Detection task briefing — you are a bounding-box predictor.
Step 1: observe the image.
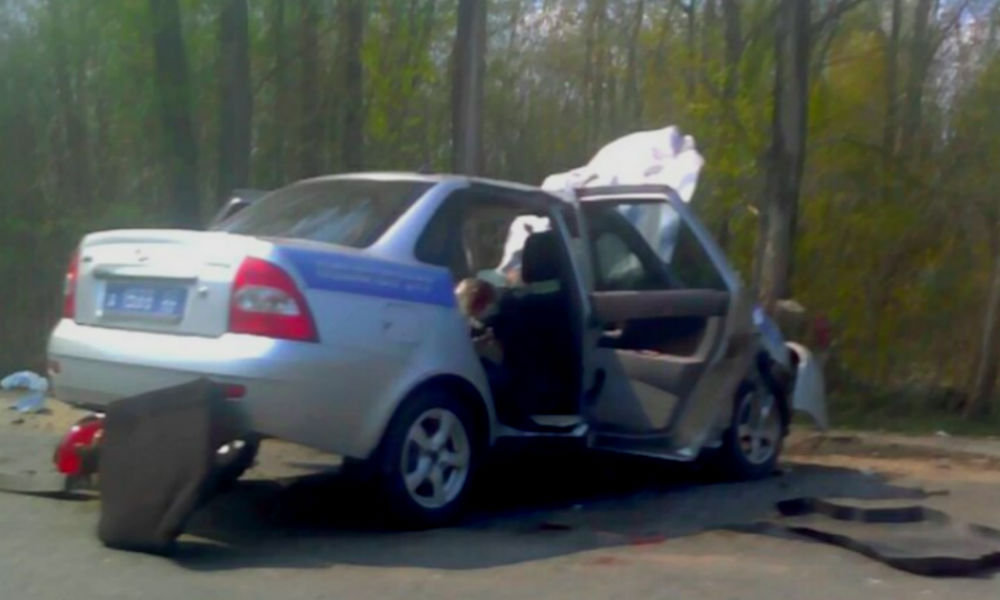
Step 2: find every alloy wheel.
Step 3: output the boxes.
[736,388,782,466]
[400,408,471,509]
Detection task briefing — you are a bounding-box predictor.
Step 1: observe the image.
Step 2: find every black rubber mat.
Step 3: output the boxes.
[97,379,246,555]
[733,497,1000,577]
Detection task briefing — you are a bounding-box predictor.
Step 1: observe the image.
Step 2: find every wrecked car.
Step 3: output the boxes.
[47,172,827,526]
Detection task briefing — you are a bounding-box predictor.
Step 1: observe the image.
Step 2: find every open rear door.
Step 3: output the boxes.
[576,187,752,460]
[587,289,729,438]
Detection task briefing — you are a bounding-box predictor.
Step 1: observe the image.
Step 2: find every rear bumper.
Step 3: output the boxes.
[47,320,379,457]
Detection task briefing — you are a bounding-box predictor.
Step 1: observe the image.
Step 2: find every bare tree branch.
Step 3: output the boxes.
[810,0,867,36]
[929,0,973,58]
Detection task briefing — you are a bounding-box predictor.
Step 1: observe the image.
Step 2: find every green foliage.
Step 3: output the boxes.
[1,0,999,419]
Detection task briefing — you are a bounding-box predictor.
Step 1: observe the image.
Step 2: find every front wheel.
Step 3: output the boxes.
[711,381,784,480]
[376,389,480,529]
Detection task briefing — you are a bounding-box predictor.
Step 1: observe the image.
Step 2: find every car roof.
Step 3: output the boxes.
[300,171,542,193]
[297,172,682,205]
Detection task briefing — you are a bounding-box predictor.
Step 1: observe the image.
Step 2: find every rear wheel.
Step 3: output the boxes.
[376,389,480,528]
[712,380,784,480]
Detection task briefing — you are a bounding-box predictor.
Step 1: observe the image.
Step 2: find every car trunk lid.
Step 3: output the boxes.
[73,229,267,337]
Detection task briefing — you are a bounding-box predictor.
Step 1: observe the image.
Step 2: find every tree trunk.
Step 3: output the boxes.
[758,0,811,309]
[583,1,598,146]
[721,0,743,103]
[716,0,742,254]
[49,0,94,209]
[968,235,1000,416]
[217,0,251,202]
[900,0,933,153]
[625,0,645,129]
[149,0,201,228]
[684,0,697,97]
[882,0,902,178]
[295,1,322,178]
[451,0,487,175]
[653,1,676,75]
[506,0,524,54]
[592,1,608,142]
[94,81,116,202]
[0,37,47,371]
[339,0,365,171]
[701,0,717,70]
[268,0,288,185]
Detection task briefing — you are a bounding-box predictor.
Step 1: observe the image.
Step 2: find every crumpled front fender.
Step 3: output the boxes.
[786,342,828,430]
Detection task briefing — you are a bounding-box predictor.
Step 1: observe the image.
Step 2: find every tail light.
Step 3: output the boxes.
[228,257,318,342]
[62,248,80,319]
[54,415,104,476]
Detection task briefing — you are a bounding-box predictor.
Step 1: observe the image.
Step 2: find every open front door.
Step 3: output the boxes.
[576,188,748,459]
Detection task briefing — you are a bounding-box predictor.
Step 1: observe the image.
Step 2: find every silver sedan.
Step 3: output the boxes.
[48,173,826,526]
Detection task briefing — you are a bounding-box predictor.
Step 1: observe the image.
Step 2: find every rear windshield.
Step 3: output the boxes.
[221,179,433,248]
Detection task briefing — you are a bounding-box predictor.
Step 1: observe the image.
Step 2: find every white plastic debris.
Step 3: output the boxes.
[12,392,45,413]
[1,370,49,414]
[541,125,705,202]
[1,370,49,393]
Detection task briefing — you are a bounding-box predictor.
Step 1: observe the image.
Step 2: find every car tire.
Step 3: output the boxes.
[375,388,481,529]
[214,437,259,489]
[711,379,784,481]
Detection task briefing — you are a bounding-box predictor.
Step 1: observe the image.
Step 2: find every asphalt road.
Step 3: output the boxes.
[1,403,999,600]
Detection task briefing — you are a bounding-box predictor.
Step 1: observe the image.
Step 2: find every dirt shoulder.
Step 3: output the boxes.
[788,428,1000,464]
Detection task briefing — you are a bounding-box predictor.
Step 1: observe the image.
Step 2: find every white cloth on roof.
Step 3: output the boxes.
[494,126,703,280]
[541,125,704,203]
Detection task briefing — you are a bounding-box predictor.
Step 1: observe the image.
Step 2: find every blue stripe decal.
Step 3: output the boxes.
[281,247,456,307]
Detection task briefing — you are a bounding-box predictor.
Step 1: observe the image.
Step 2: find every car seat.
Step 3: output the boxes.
[492,231,580,420]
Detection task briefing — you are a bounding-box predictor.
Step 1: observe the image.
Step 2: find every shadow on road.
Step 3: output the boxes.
[175,441,929,572]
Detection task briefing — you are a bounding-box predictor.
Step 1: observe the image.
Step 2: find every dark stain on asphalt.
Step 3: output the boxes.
[175,442,929,572]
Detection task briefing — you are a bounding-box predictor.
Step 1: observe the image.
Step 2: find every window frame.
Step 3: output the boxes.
[414,185,561,281]
[580,197,729,293]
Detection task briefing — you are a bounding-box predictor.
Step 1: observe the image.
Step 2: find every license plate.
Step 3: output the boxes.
[103,282,188,320]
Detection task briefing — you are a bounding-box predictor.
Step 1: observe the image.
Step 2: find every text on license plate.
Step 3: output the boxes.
[103,282,188,319]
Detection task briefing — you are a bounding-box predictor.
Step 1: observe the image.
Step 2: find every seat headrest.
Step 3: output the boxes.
[521,231,562,283]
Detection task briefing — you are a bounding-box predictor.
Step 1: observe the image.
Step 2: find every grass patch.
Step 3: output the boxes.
[827,386,1000,437]
[830,407,1000,437]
